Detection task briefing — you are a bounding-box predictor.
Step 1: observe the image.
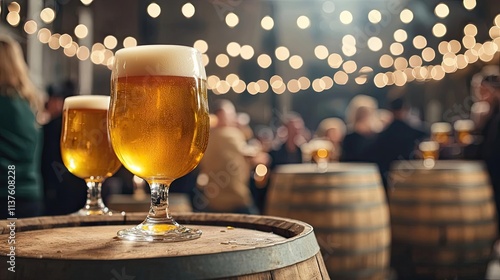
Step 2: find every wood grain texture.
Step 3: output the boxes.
[0,213,329,280]
[389,160,497,280]
[266,163,390,280]
[1,225,286,259]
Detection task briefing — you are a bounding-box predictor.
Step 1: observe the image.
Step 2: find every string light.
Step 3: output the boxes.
[339,11,353,25]
[297,16,310,29]
[226,13,239,28]
[400,9,414,24]
[261,16,274,30]
[394,29,408,42]
[334,71,348,85]
[367,37,383,52]
[257,54,272,68]
[123,37,137,48]
[275,46,290,61]
[9,0,500,95]
[240,45,254,60]
[226,42,241,57]
[314,45,329,60]
[435,3,449,18]
[289,55,303,69]
[24,20,37,34]
[463,0,476,11]
[40,8,55,24]
[181,3,195,18]
[368,10,382,24]
[147,3,161,18]
[433,23,447,37]
[81,0,93,5]
[390,43,404,56]
[103,35,118,49]
[194,40,208,53]
[74,24,88,39]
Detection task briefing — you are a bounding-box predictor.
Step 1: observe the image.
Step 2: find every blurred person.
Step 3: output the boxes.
[312,117,346,162]
[269,112,308,169]
[196,99,263,214]
[254,125,274,153]
[237,112,254,141]
[345,95,378,128]
[465,75,500,231]
[365,97,427,192]
[250,126,274,213]
[264,113,308,213]
[41,80,87,215]
[470,73,497,132]
[0,35,46,218]
[340,106,377,162]
[377,109,394,130]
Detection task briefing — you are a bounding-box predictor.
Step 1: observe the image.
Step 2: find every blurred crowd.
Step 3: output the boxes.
[2,34,500,219]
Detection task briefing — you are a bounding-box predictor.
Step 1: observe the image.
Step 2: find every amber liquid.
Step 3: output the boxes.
[61,109,122,179]
[421,150,439,160]
[457,130,473,145]
[311,148,330,163]
[432,132,450,145]
[109,75,209,180]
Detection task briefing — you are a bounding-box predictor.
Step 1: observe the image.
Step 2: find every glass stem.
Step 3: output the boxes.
[148,182,172,220]
[85,180,105,210]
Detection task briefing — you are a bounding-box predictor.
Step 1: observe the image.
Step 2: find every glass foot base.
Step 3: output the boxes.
[117,222,202,242]
[71,207,125,216]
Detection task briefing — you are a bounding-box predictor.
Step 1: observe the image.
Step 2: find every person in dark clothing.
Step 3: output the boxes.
[340,106,377,162]
[0,36,46,219]
[41,80,87,215]
[465,75,500,228]
[365,97,427,193]
[269,112,307,169]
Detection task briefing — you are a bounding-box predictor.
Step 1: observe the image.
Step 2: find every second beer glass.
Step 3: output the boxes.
[61,95,122,215]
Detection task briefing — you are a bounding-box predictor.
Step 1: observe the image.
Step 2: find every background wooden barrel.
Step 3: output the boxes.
[389,160,498,280]
[265,163,390,280]
[0,213,328,280]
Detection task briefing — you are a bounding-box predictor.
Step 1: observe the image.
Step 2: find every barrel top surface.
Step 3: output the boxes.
[391,160,485,171]
[0,214,323,279]
[0,225,287,260]
[0,212,318,262]
[273,163,378,174]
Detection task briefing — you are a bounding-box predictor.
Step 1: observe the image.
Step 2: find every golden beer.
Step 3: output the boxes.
[419,141,439,160]
[312,148,330,163]
[454,120,474,145]
[61,103,121,179]
[110,45,208,241]
[109,75,209,180]
[431,122,451,145]
[302,139,334,163]
[61,95,121,216]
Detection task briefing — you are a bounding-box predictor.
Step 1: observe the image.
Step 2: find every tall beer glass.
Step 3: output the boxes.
[431,122,451,145]
[61,96,122,215]
[454,120,474,145]
[109,45,209,242]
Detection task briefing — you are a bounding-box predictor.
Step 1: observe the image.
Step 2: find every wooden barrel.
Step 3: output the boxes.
[389,160,498,280]
[0,213,328,280]
[265,163,390,280]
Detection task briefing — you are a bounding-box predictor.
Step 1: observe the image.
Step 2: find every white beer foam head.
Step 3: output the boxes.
[419,141,439,151]
[454,119,474,131]
[63,95,110,110]
[431,122,451,133]
[113,45,206,79]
